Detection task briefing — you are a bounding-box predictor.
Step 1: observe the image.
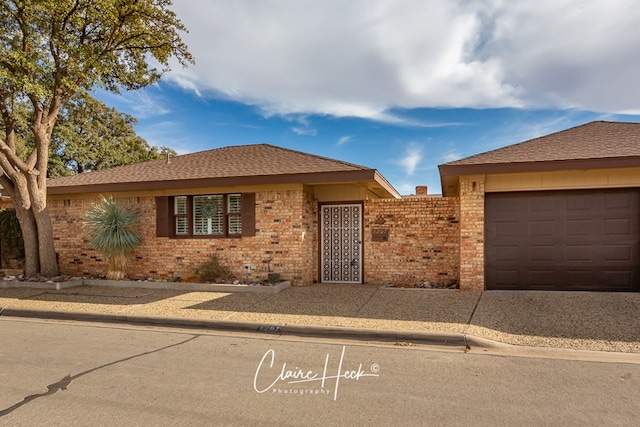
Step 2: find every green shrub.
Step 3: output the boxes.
[197,254,233,283]
[0,209,25,267]
[85,196,141,280]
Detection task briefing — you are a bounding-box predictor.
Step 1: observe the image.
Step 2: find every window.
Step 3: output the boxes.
[194,195,223,235]
[157,193,254,238]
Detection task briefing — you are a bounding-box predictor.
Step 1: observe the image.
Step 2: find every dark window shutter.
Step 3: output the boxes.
[241,193,256,237]
[155,196,171,237]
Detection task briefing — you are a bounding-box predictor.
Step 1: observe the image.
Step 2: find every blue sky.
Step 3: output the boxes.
[98,1,640,195]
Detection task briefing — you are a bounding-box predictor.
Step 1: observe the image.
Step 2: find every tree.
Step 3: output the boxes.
[0,0,193,277]
[49,93,177,177]
[6,94,178,178]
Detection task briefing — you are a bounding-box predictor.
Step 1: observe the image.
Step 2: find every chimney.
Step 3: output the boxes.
[415,185,428,196]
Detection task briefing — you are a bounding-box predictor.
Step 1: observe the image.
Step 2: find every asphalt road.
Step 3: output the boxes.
[1,318,639,426]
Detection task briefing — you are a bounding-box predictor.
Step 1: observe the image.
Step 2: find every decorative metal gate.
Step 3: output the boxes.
[320,204,362,283]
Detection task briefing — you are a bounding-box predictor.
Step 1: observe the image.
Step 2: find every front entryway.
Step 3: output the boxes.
[320,204,362,283]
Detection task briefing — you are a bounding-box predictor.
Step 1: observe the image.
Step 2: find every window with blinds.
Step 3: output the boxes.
[169,193,248,237]
[228,194,242,235]
[174,196,188,235]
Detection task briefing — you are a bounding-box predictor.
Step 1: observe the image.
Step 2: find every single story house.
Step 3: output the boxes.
[46,143,460,286]
[5,120,639,292]
[439,120,640,292]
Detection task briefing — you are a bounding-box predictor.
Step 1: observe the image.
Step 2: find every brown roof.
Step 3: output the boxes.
[48,143,400,197]
[439,121,640,196]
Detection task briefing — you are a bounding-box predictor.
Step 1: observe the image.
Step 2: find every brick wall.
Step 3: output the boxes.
[363,197,459,285]
[458,176,485,291]
[49,189,316,285]
[48,190,466,288]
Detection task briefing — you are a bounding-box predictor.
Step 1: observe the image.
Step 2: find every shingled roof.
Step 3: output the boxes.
[48,143,400,198]
[439,121,640,196]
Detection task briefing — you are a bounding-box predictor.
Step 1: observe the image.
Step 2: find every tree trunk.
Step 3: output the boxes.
[32,205,59,277]
[107,253,129,280]
[28,176,59,278]
[29,123,60,278]
[1,176,40,277]
[11,196,39,277]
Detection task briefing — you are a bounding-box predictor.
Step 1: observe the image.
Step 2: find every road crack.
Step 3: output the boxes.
[0,334,200,417]
[462,292,484,351]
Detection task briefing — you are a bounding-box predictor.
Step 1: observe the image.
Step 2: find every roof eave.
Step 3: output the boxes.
[438,156,640,197]
[47,169,383,196]
[372,170,402,199]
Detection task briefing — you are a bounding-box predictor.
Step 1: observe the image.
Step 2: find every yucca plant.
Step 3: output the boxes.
[85,196,142,280]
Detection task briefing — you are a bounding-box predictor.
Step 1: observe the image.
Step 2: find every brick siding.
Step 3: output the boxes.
[49,190,317,285]
[458,176,485,291]
[45,190,464,288]
[363,197,459,286]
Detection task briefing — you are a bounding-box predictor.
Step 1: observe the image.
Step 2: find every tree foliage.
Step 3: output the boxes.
[5,94,177,178]
[50,94,177,177]
[0,0,193,277]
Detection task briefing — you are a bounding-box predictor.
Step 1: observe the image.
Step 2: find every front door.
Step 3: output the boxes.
[320,204,362,283]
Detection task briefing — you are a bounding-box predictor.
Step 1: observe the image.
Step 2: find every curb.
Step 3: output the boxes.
[0,307,475,349]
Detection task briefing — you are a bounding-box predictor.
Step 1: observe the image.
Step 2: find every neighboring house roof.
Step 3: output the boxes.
[439,121,640,196]
[48,143,401,198]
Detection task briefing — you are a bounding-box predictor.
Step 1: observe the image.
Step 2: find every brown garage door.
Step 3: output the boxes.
[486,188,640,291]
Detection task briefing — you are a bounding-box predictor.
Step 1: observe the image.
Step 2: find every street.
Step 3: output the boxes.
[0,318,639,426]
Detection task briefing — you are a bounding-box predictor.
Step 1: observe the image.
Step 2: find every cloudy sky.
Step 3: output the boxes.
[101,0,640,194]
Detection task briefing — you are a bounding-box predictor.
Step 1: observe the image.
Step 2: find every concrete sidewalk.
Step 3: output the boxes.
[1,283,639,353]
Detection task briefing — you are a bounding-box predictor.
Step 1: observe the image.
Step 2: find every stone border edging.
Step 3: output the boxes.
[0,279,291,294]
[0,280,81,290]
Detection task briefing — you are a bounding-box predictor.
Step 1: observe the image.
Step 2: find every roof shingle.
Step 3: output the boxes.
[438,121,640,197]
[443,121,640,166]
[48,143,371,190]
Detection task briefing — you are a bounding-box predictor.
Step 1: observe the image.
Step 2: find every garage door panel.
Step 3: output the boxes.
[494,245,519,261]
[528,270,558,286]
[529,245,555,262]
[604,244,632,262]
[565,270,598,286]
[605,218,631,235]
[530,195,555,211]
[529,220,555,237]
[492,269,520,287]
[565,245,596,262]
[603,270,634,288]
[486,189,640,291]
[494,221,521,238]
[565,219,593,236]
[605,192,632,209]
[566,193,595,211]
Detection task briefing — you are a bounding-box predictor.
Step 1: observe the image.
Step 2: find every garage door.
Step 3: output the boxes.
[486,188,640,291]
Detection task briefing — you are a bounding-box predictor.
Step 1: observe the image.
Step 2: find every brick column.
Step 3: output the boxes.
[458,175,485,291]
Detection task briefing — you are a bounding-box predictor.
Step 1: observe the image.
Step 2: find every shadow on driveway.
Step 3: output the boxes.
[8,286,190,306]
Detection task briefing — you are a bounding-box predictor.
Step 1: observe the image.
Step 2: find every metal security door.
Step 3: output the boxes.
[320,204,362,283]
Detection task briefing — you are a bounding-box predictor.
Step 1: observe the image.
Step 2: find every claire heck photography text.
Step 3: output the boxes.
[253,346,380,401]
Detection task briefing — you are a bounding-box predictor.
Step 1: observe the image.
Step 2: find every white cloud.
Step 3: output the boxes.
[291,126,317,136]
[99,89,170,118]
[166,0,640,118]
[337,136,353,146]
[395,143,423,176]
[441,151,463,163]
